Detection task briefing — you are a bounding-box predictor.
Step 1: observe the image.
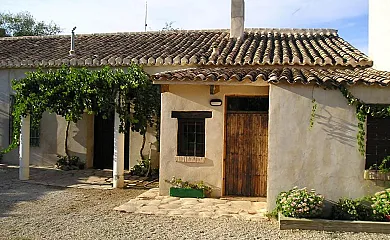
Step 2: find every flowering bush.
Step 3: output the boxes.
[371,188,390,220]
[275,187,324,218]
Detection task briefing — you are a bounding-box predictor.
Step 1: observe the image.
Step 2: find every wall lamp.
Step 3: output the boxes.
[210,99,222,106]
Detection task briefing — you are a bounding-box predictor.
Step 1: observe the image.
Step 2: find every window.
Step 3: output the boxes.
[178,118,205,157]
[171,111,212,157]
[9,95,40,147]
[30,124,40,147]
[366,114,390,169]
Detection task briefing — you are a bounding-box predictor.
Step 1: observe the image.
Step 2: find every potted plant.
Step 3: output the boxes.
[166,176,211,198]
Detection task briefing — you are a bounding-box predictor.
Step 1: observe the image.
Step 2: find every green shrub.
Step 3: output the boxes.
[130,159,150,176]
[165,176,212,194]
[275,187,324,218]
[372,189,390,219]
[55,155,84,170]
[332,198,377,221]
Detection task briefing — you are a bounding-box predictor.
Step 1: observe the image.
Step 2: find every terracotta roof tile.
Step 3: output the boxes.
[0,28,371,69]
[153,67,390,87]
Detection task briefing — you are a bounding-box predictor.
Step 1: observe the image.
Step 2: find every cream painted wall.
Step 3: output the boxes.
[159,84,269,197]
[369,0,390,71]
[267,83,390,210]
[129,125,159,169]
[0,69,89,165]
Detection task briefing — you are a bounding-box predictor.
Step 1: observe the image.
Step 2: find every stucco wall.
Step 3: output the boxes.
[369,0,390,71]
[0,66,185,167]
[267,83,390,210]
[159,84,269,197]
[0,69,89,165]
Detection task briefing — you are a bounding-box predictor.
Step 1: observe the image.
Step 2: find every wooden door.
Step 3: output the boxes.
[225,113,268,197]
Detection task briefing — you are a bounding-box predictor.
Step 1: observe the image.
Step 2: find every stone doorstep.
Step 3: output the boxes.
[158,203,181,210]
[114,188,267,222]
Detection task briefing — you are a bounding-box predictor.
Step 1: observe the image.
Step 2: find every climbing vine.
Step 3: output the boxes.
[2,65,160,156]
[309,99,317,130]
[338,85,390,155]
[309,86,317,130]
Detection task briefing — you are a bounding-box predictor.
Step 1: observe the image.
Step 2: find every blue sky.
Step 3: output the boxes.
[2,0,369,53]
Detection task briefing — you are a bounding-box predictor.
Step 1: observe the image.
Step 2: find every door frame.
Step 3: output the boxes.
[222,94,269,196]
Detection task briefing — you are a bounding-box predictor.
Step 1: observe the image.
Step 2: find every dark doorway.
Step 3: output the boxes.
[94,115,114,169]
[93,114,130,170]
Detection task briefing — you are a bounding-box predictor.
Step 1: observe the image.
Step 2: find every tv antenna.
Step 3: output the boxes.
[144,0,148,31]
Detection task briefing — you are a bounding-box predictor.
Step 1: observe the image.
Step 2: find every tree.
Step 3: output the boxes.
[162,21,178,31]
[0,11,61,37]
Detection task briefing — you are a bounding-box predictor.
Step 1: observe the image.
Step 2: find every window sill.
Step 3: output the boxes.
[175,156,206,163]
[364,170,390,181]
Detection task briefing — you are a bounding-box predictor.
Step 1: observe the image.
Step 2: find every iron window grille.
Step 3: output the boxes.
[366,114,390,170]
[177,118,205,157]
[9,95,40,147]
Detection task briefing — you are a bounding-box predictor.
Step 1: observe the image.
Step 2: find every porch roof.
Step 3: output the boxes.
[152,67,390,87]
[0,28,371,69]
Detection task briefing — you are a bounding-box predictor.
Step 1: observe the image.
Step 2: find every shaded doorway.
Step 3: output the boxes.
[93,114,130,170]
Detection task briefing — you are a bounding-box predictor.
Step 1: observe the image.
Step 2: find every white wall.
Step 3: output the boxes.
[369,0,390,71]
[267,83,390,210]
[159,84,269,197]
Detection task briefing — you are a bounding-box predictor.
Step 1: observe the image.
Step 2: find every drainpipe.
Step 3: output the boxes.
[69,27,76,56]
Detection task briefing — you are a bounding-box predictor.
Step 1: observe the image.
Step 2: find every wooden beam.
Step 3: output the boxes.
[161,84,170,93]
[171,111,212,119]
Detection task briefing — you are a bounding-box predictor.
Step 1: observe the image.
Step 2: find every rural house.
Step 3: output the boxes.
[0,0,389,209]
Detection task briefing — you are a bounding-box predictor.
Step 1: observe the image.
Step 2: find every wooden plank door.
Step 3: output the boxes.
[225,113,268,197]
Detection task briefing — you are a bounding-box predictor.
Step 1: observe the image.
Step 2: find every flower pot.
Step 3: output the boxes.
[385,215,390,222]
[169,187,205,198]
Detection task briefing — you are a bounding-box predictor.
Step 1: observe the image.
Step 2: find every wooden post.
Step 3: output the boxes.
[113,111,125,188]
[19,115,30,180]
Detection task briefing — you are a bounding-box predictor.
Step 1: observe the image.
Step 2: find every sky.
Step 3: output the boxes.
[2,0,369,53]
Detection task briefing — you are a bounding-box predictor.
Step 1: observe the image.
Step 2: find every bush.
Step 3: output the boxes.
[332,198,377,221]
[165,176,212,194]
[55,155,84,170]
[275,187,324,218]
[372,189,390,219]
[130,159,159,177]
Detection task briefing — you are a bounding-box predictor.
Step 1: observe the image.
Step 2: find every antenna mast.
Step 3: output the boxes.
[144,0,148,32]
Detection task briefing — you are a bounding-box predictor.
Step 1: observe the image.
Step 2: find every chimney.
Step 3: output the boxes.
[69,27,77,56]
[231,0,245,39]
[369,0,390,71]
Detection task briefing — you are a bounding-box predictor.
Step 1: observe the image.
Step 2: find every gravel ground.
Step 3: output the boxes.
[1,167,389,240]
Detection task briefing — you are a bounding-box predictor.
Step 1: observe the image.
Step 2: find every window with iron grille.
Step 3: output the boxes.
[366,114,390,169]
[171,111,211,157]
[177,118,205,157]
[9,95,40,147]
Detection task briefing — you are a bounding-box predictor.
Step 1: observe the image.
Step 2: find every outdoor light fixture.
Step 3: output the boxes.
[210,99,222,106]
